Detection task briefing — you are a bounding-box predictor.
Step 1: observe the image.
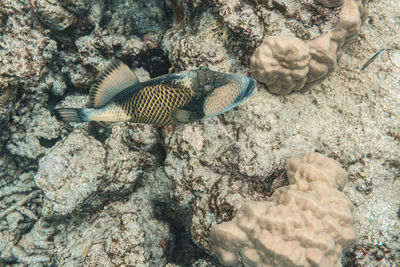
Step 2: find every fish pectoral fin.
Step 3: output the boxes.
[96,121,113,128]
[171,109,202,123]
[88,60,140,108]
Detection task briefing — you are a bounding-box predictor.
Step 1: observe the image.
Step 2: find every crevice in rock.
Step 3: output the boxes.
[152,201,222,266]
[46,90,64,109]
[39,137,61,148]
[87,123,112,144]
[342,247,357,267]
[133,48,172,78]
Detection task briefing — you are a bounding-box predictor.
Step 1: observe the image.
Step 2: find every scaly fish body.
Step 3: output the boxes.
[53,61,256,126]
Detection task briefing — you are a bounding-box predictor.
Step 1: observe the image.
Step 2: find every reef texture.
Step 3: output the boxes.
[163,11,235,72]
[3,123,171,265]
[34,125,160,217]
[210,153,356,267]
[13,167,172,266]
[51,187,172,266]
[251,0,368,94]
[1,0,400,266]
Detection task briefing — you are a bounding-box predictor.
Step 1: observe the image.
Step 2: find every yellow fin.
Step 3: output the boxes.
[88,60,139,108]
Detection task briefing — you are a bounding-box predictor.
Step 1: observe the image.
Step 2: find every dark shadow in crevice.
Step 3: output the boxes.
[127,48,172,78]
[342,247,357,267]
[39,137,61,148]
[87,122,113,144]
[152,200,222,266]
[46,90,64,110]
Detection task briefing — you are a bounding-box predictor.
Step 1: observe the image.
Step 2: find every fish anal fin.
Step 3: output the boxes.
[96,121,113,128]
[171,109,201,123]
[88,60,139,108]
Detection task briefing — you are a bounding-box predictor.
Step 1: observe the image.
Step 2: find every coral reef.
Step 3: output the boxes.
[3,122,170,264]
[1,0,399,266]
[250,36,311,95]
[34,125,160,217]
[163,119,308,251]
[210,153,356,266]
[52,188,172,266]
[9,167,172,266]
[163,11,235,72]
[0,0,62,160]
[251,0,368,94]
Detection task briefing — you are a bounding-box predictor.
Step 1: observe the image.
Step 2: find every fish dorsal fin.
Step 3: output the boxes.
[88,60,139,108]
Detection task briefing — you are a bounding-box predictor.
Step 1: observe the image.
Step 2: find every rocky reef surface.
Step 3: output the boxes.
[1,0,399,266]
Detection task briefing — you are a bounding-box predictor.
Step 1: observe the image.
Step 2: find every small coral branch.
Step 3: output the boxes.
[0,190,41,220]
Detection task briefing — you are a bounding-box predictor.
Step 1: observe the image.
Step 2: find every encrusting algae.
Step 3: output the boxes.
[53,61,257,125]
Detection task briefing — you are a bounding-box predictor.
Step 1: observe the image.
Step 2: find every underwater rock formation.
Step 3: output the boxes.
[1,0,399,266]
[34,125,160,217]
[1,1,62,160]
[163,11,235,72]
[163,115,316,251]
[13,168,172,266]
[52,190,172,266]
[34,131,106,216]
[210,153,356,266]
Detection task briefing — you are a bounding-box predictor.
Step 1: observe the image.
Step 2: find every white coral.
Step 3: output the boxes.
[210,153,356,267]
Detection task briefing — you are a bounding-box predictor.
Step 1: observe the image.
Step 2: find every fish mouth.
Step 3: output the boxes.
[244,77,257,98]
[234,77,257,104]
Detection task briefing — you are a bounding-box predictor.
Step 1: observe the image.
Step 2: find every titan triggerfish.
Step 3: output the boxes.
[53,61,257,125]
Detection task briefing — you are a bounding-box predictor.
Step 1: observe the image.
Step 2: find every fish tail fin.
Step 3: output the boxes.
[52,108,92,122]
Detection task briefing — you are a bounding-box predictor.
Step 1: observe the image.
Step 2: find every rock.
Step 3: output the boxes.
[34,124,161,217]
[163,11,237,72]
[34,131,106,217]
[53,189,171,266]
[32,0,77,31]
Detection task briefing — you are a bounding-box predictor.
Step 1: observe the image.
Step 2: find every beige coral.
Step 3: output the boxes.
[251,0,367,94]
[210,153,356,267]
[250,36,311,95]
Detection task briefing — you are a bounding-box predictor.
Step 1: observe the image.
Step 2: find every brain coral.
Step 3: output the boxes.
[251,0,367,94]
[210,152,356,267]
[250,36,311,95]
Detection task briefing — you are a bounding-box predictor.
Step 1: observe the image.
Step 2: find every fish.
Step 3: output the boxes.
[53,61,257,126]
[360,48,385,71]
